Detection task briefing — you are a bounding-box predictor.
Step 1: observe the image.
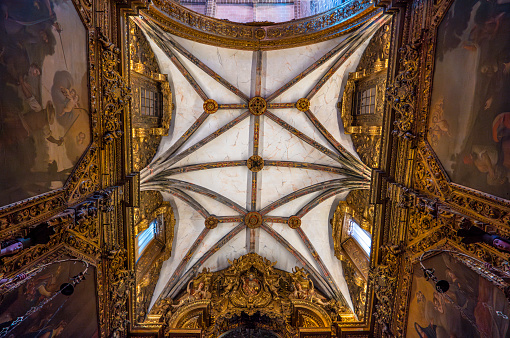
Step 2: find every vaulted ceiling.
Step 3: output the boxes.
[133,13,388,311]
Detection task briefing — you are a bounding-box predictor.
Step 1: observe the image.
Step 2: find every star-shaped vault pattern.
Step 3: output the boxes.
[133,14,388,311]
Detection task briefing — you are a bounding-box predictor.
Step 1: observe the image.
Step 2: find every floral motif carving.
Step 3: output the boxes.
[247,155,264,172]
[153,254,348,337]
[248,97,267,116]
[245,212,263,229]
[288,216,302,229]
[296,98,310,112]
[203,99,219,115]
[146,0,378,50]
[386,42,420,137]
[351,134,381,169]
[100,34,132,143]
[205,216,219,229]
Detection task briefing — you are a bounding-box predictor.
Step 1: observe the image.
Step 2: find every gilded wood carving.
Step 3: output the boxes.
[147,254,353,337]
[143,0,382,50]
[372,0,510,336]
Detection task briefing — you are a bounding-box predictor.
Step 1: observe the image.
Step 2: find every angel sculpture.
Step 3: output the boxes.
[172,281,206,308]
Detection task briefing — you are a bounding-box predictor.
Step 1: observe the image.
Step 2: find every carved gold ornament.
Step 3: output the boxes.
[255,28,266,40]
[205,216,219,229]
[296,98,310,112]
[244,212,262,229]
[155,253,346,337]
[248,97,267,116]
[386,42,420,137]
[288,216,302,229]
[247,155,264,172]
[145,0,379,50]
[203,99,219,114]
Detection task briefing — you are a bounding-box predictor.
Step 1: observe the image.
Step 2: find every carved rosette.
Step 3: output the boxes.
[247,155,264,172]
[205,216,219,229]
[288,216,302,229]
[100,35,132,144]
[248,97,267,116]
[203,99,219,114]
[245,212,263,229]
[296,98,310,112]
[254,28,266,40]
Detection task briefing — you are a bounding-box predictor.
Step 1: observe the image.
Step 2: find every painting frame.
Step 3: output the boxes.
[0,0,135,336]
[412,0,510,235]
[0,250,100,337]
[372,0,510,336]
[0,0,132,237]
[0,0,99,234]
[402,239,510,338]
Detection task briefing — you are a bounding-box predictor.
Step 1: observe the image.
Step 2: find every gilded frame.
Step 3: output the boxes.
[341,69,386,136]
[0,0,101,238]
[0,0,136,336]
[412,0,510,232]
[143,0,382,50]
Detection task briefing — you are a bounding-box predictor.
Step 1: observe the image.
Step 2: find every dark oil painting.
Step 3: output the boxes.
[406,253,510,338]
[0,0,91,207]
[0,260,99,337]
[427,0,510,200]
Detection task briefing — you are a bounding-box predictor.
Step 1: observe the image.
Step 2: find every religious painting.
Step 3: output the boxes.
[241,273,261,297]
[0,260,99,337]
[427,0,510,200]
[0,0,91,207]
[405,253,510,338]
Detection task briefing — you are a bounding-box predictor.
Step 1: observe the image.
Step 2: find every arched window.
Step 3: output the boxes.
[136,219,157,261]
[348,218,371,256]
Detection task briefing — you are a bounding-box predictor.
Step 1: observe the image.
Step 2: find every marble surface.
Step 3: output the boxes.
[184,222,241,272]
[182,189,243,217]
[258,222,321,273]
[300,193,353,309]
[263,35,349,98]
[176,51,246,104]
[169,166,249,208]
[259,166,340,210]
[171,35,253,97]
[262,116,341,167]
[145,26,375,310]
[264,190,323,216]
[265,108,338,154]
[172,115,251,166]
[198,229,248,272]
[148,39,206,160]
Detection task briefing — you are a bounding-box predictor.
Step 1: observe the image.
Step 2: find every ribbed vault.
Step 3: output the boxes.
[134,13,389,312]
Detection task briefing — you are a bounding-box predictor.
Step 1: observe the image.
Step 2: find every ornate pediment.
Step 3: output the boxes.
[153,253,351,337]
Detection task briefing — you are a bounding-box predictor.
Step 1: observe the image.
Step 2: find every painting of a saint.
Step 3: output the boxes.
[406,253,510,338]
[242,273,261,296]
[427,0,510,200]
[0,260,99,337]
[0,0,91,207]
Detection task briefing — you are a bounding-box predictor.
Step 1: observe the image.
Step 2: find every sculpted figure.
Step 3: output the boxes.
[172,281,205,308]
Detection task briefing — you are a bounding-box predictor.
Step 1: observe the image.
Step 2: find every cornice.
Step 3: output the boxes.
[143,0,382,50]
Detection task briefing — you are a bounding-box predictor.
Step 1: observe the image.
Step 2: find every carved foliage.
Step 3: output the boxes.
[351,134,382,169]
[147,0,377,50]
[369,246,400,327]
[386,42,420,136]
[100,34,132,143]
[156,254,346,337]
